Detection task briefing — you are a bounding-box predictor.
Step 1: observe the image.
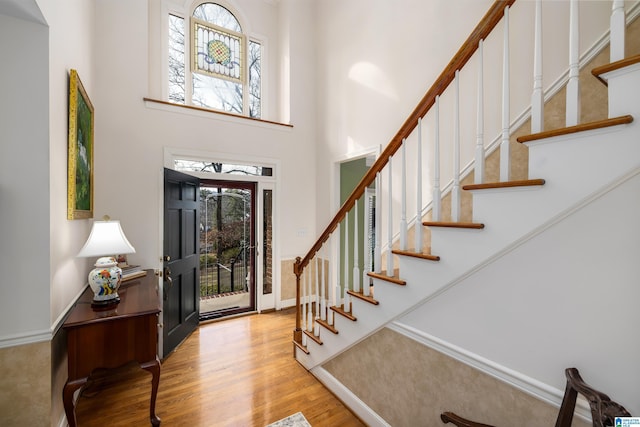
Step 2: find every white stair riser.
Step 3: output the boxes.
[605,62,640,118]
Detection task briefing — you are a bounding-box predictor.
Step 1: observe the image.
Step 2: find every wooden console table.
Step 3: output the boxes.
[62,270,161,426]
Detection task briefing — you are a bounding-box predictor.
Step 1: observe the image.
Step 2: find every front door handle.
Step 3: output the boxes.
[163,267,173,301]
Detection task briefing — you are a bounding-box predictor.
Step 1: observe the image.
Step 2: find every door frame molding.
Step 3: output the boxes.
[162,147,281,315]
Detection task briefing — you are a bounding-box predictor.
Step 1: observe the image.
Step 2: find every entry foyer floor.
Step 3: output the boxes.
[73,308,365,426]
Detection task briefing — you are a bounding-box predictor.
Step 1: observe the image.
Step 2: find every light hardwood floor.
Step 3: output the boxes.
[74,308,365,427]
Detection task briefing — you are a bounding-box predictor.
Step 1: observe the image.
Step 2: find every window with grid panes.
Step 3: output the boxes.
[168,3,261,118]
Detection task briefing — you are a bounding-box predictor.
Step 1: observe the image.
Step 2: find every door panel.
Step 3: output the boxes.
[163,168,200,356]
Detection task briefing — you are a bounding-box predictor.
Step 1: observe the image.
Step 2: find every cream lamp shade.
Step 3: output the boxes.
[78,216,136,308]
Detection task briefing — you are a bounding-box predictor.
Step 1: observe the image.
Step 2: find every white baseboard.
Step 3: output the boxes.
[311,366,391,427]
[279,298,298,309]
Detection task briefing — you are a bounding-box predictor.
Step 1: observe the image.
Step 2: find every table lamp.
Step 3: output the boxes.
[77,215,136,308]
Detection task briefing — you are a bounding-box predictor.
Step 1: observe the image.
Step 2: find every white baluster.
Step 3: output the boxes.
[416,118,423,253]
[335,222,342,311]
[314,257,320,336]
[329,236,336,325]
[566,0,580,127]
[452,70,461,222]
[531,0,544,133]
[363,201,371,297]
[400,139,407,250]
[475,40,485,184]
[344,214,350,312]
[320,253,326,321]
[432,96,442,221]
[301,266,307,346]
[328,237,335,325]
[374,172,382,273]
[353,201,360,293]
[500,6,511,182]
[306,265,313,332]
[387,156,394,277]
[610,0,625,62]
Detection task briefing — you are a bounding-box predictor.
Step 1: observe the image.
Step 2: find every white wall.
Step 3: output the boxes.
[0,12,51,339]
[0,0,95,339]
[313,0,615,236]
[41,0,97,331]
[91,0,317,287]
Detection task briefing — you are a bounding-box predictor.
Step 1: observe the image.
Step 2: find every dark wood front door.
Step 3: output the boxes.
[163,168,200,357]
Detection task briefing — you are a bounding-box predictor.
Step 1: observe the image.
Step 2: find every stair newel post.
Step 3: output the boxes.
[343,213,351,312]
[415,118,423,254]
[452,70,461,222]
[293,257,303,347]
[374,172,382,273]
[566,0,580,127]
[610,0,625,62]
[531,0,544,133]
[306,261,313,332]
[314,256,320,336]
[400,139,408,250]
[500,5,511,182]
[475,40,485,184]
[387,155,394,277]
[353,199,360,293]
[432,96,442,221]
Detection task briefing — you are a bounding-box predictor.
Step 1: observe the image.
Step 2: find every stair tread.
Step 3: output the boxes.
[330,305,357,321]
[303,329,323,345]
[516,115,633,144]
[293,340,310,354]
[347,289,379,305]
[423,221,485,229]
[367,270,407,285]
[463,179,545,191]
[392,249,441,261]
[592,54,640,85]
[316,318,339,334]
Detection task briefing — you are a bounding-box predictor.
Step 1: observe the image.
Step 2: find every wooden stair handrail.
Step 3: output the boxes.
[294,0,516,275]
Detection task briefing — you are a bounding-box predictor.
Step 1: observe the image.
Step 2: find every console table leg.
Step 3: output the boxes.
[141,356,162,426]
[63,378,87,427]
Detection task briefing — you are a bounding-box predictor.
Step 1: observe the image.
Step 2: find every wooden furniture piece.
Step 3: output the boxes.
[62,270,161,426]
[441,368,631,427]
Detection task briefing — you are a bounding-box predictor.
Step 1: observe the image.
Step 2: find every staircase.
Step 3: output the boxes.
[293,0,640,394]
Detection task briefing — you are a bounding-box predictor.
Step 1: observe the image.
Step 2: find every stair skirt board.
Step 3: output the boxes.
[311,367,392,427]
[311,325,593,426]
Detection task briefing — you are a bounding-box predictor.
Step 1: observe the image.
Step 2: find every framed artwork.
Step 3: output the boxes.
[67,69,94,220]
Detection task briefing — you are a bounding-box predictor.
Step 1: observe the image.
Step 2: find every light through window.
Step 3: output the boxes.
[175,159,273,177]
[168,3,261,118]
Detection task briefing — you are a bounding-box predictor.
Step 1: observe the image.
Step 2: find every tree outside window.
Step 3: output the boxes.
[168,3,261,118]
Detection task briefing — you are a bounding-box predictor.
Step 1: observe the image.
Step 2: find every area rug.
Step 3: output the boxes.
[266,412,311,427]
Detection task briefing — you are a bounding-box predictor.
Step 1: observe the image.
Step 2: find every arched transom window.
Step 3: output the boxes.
[168,2,261,118]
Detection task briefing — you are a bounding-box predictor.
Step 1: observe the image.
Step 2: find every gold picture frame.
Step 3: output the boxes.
[67,69,94,220]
